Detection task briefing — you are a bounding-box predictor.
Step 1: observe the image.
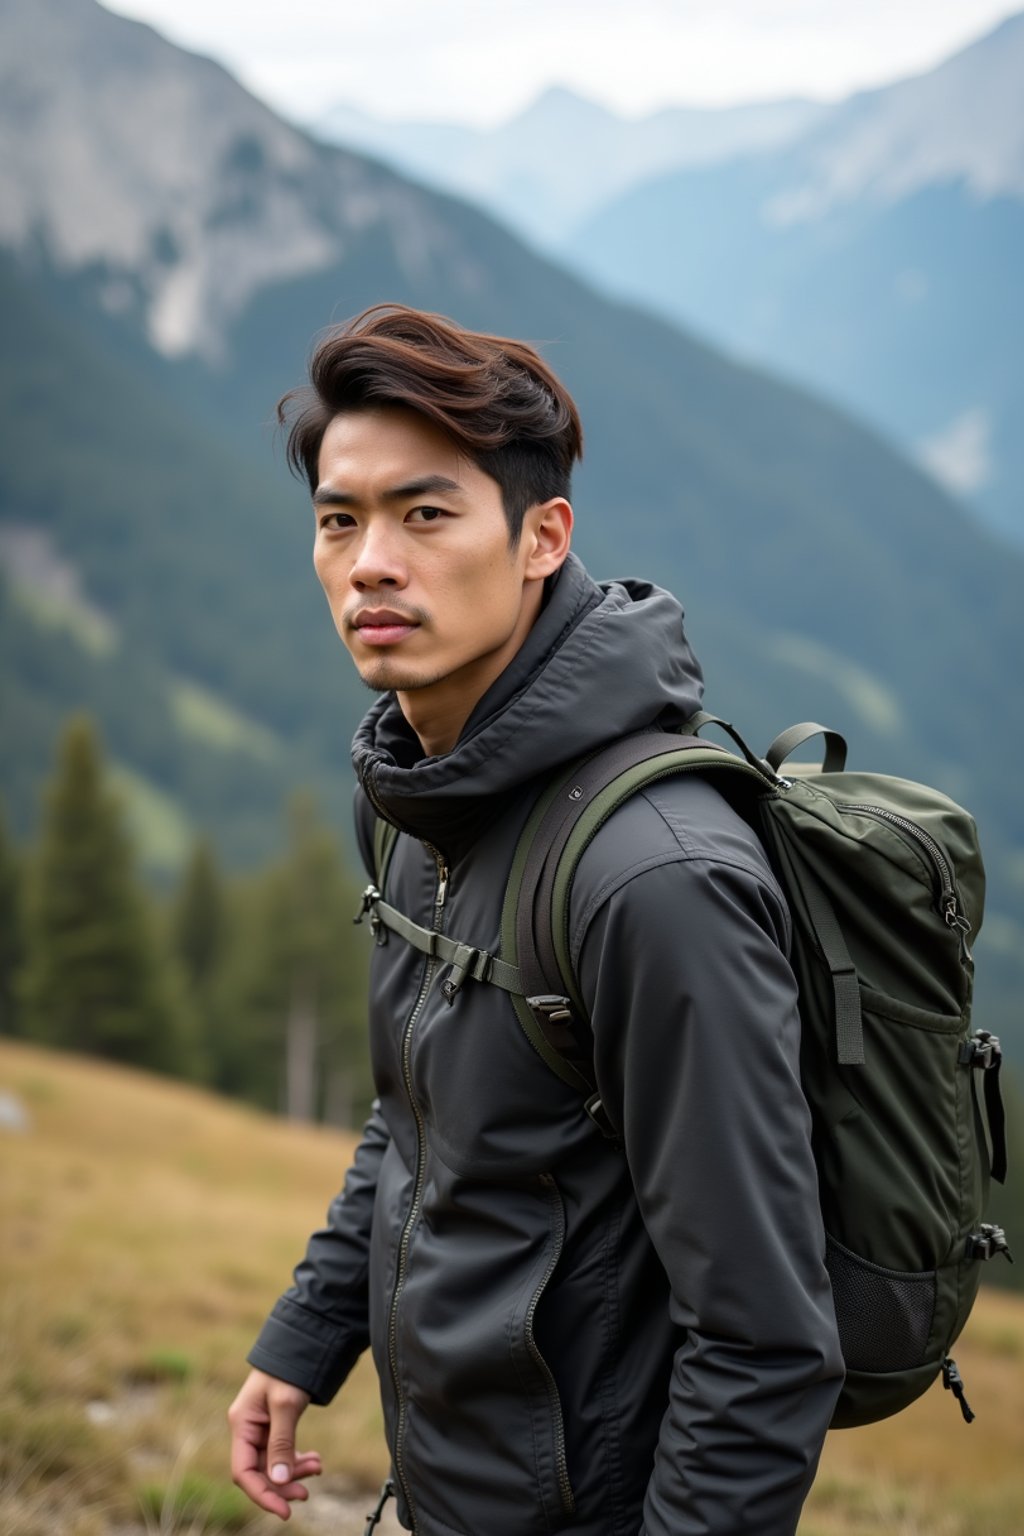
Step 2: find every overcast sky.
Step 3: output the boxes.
[101,0,1019,126]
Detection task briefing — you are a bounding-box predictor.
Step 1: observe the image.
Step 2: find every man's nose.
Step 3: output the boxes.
[349,521,407,590]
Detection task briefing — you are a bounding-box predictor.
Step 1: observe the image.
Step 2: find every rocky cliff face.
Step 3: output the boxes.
[0,0,481,359]
[560,10,1024,542]
[762,13,1024,225]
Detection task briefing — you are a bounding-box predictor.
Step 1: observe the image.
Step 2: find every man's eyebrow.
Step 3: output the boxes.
[313,475,463,507]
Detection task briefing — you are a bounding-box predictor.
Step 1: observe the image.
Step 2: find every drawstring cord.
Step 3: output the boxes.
[364,1478,396,1535]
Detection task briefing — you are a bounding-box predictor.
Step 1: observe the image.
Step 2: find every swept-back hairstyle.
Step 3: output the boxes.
[279,304,584,544]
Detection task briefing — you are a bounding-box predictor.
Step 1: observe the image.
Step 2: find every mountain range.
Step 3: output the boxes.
[312,13,1024,546]
[1,0,1022,1044]
[311,87,831,248]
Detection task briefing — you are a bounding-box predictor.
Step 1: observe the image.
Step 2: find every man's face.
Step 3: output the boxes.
[312,407,564,742]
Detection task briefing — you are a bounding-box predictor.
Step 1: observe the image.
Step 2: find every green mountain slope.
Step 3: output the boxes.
[0,251,363,866]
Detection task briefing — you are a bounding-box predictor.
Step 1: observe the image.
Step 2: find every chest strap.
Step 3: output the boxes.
[356,885,524,1002]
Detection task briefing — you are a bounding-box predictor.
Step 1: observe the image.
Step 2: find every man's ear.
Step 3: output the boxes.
[522,498,573,580]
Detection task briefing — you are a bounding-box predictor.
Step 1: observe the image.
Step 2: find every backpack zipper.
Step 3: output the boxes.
[387,847,449,1529]
[836,803,972,961]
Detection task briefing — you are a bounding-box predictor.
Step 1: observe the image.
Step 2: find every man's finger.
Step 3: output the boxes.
[234,1467,294,1520]
[266,1389,308,1486]
[229,1419,292,1519]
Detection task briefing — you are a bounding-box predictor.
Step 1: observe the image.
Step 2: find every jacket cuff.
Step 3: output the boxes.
[247,1295,366,1406]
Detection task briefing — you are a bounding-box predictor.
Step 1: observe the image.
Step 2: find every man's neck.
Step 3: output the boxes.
[397,653,508,757]
[398,582,546,757]
[399,690,472,759]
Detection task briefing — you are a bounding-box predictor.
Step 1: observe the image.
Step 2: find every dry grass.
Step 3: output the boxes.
[1,1038,386,1534]
[804,1280,1024,1535]
[2,1037,1022,1534]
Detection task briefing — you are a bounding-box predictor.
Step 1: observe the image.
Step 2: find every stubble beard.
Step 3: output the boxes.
[343,599,438,696]
[358,658,454,695]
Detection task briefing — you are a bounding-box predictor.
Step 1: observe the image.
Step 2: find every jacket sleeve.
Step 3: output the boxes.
[246,1100,390,1405]
[575,797,844,1536]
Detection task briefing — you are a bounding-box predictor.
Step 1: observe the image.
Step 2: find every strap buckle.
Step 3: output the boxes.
[353,885,387,944]
[526,994,574,1025]
[965,1224,1013,1263]
[583,1090,620,1143]
[441,944,490,1005]
[959,1030,1002,1070]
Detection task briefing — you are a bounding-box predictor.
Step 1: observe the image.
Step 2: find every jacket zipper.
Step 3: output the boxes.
[387,846,449,1529]
[836,802,972,960]
[525,1173,575,1518]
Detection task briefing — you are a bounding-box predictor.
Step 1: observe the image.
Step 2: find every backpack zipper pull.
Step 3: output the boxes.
[944,896,973,962]
[942,1357,975,1423]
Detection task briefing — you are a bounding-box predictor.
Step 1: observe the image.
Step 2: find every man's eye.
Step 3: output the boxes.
[409,506,446,523]
[320,512,355,530]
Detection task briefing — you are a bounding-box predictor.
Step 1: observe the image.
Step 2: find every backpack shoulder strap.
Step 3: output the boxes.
[501,727,776,1123]
[372,815,400,892]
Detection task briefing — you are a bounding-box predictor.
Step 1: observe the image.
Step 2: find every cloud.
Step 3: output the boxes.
[101,1,1020,124]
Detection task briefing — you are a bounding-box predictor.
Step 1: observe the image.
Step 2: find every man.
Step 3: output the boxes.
[229,305,844,1535]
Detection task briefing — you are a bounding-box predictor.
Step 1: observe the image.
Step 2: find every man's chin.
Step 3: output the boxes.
[358,660,446,695]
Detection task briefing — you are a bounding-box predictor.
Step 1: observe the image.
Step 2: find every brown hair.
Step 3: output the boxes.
[279,304,583,543]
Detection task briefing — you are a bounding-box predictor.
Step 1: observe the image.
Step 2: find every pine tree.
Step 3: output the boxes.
[169,836,226,1084]
[20,715,187,1072]
[273,793,344,1121]
[0,803,24,1036]
[220,792,370,1122]
[172,838,226,994]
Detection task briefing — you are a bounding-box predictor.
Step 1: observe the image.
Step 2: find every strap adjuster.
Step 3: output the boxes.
[526,994,574,1024]
[965,1224,1013,1263]
[583,1090,620,1143]
[441,944,486,1005]
[354,885,386,941]
[959,1030,1002,1070]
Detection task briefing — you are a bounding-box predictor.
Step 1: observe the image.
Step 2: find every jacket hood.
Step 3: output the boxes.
[351,552,704,857]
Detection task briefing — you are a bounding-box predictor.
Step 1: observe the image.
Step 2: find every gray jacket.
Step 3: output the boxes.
[249,554,844,1535]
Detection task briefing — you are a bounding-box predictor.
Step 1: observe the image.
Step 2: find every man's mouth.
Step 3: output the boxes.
[351,608,421,646]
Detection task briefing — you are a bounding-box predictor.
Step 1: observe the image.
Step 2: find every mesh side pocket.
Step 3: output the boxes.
[826,1236,936,1373]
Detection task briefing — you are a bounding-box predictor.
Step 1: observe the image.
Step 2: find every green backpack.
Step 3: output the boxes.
[364,715,1010,1429]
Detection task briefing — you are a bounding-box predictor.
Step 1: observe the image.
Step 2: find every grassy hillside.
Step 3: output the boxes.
[1,1038,1021,1534]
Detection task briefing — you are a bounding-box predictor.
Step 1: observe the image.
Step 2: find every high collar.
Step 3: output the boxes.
[351,553,704,860]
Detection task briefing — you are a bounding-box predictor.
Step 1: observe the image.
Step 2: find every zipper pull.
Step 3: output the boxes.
[436,860,450,910]
[944,897,973,962]
[942,1357,975,1423]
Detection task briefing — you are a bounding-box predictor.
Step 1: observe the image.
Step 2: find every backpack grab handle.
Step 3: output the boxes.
[680,711,776,780]
[765,722,848,774]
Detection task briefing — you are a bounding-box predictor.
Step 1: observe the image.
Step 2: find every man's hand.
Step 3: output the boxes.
[228,1368,321,1520]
